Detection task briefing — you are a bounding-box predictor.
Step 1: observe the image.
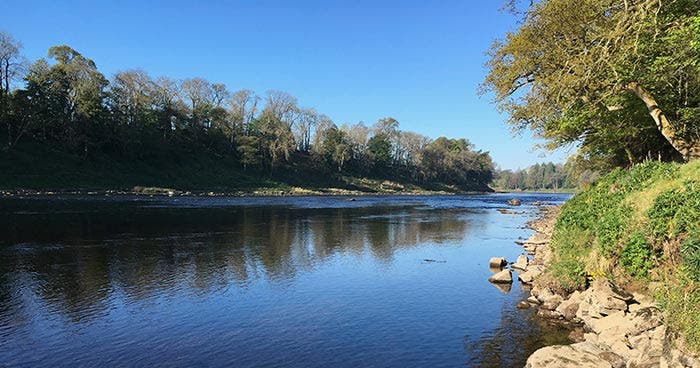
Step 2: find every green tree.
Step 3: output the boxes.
[367,133,393,170]
[483,0,700,163]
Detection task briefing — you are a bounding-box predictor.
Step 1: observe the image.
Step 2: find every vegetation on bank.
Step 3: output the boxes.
[0,141,489,194]
[540,160,700,350]
[492,162,578,192]
[0,33,494,192]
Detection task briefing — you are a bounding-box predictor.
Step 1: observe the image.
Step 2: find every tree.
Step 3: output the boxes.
[294,107,319,152]
[420,137,494,188]
[342,122,370,160]
[109,69,154,126]
[483,0,700,163]
[0,32,27,148]
[224,89,258,149]
[181,77,213,127]
[367,133,393,170]
[24,46,108,152]
[151,76,184,137]
[319,125,351,172]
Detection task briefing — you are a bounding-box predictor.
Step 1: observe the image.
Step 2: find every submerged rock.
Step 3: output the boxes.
[517,301,531,309]
[526,343,613,368]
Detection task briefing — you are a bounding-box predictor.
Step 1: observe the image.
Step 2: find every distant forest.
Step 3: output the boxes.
[492,162,576,191]
[0,33,494,191]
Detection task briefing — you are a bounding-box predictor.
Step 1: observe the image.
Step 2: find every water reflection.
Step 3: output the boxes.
[0,202,469,325]
[0,193,574,367]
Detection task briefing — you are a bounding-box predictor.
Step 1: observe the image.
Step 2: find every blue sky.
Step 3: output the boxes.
[4,0,570,169]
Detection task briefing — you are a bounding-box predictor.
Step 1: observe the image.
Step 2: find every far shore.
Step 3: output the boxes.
[0,186,499,198]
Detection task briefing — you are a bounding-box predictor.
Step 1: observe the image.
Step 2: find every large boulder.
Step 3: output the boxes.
[488,269,512,284]
[508,198,522,206]
[525,343,613,368]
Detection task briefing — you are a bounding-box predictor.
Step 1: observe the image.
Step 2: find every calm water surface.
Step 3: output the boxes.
[0,193,571,367]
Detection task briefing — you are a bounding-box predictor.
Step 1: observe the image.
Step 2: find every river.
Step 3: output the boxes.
[0,193,571,367]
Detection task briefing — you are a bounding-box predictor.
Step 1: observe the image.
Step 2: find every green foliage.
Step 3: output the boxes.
[620,233,654,277]
[681,231,700,282]
[658,279,700,352]
[546,160,700,351]
[548,161,683,286]
[483,0,700,163]
[648,182,700,240]
[548,228,592,292]
[595,206,630,256]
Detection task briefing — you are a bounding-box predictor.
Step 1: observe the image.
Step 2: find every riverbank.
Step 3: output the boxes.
[0,184,486,198]
[0,142,491,195]
[517,205,699,367]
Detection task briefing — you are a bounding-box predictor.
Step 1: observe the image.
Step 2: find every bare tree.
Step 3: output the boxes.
[0,31,27,147]
[181,77,213,126]
[294,107,319,152]
[110,69,153,126]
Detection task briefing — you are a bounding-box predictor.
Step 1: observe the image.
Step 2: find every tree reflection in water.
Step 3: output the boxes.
[0,198,469,323]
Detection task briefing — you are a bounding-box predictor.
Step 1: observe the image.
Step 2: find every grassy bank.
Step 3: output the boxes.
[0,142,488,195]
[539,160,700,350]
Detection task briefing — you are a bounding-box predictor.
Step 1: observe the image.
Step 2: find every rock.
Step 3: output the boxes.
[537,308,563,319]
[542,294,564,311]
[512,254,529,270]
[627,325,667,366]
[598,352,626,368]
[488,269,512,284]
[525,344,613,368]
[627,307,663,336]
[660,345,699,368]
[537,288,564,310]
[489,257,507,268]
[497,208,518,214]
[508,198,522,206]
[576,279,632,323]
[532,200,542,206]
[568,328,586,343]
[556,291,582,320]
[517,301,531,309]
[518,270,536,284]
[527,296,540,305]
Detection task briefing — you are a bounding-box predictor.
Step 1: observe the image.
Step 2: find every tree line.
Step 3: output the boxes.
[482,0,700,171]
[0,32,494,190]
[492,162,576,191]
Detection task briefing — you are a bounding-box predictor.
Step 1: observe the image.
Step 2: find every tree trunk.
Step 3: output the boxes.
[625,82,700,161]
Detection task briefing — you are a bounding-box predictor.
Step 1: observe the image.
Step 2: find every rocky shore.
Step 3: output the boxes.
[514,206,699,368]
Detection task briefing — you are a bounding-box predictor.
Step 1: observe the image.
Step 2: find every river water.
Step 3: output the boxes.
[0,193,571,367]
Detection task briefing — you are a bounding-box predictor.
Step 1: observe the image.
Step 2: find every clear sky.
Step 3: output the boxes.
[4,0,570,170]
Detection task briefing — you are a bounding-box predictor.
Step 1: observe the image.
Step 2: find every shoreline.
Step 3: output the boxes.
[0,187,495,198]
[516,206,699,367]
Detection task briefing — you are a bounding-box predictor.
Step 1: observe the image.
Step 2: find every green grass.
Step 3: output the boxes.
[540,159,700,351]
